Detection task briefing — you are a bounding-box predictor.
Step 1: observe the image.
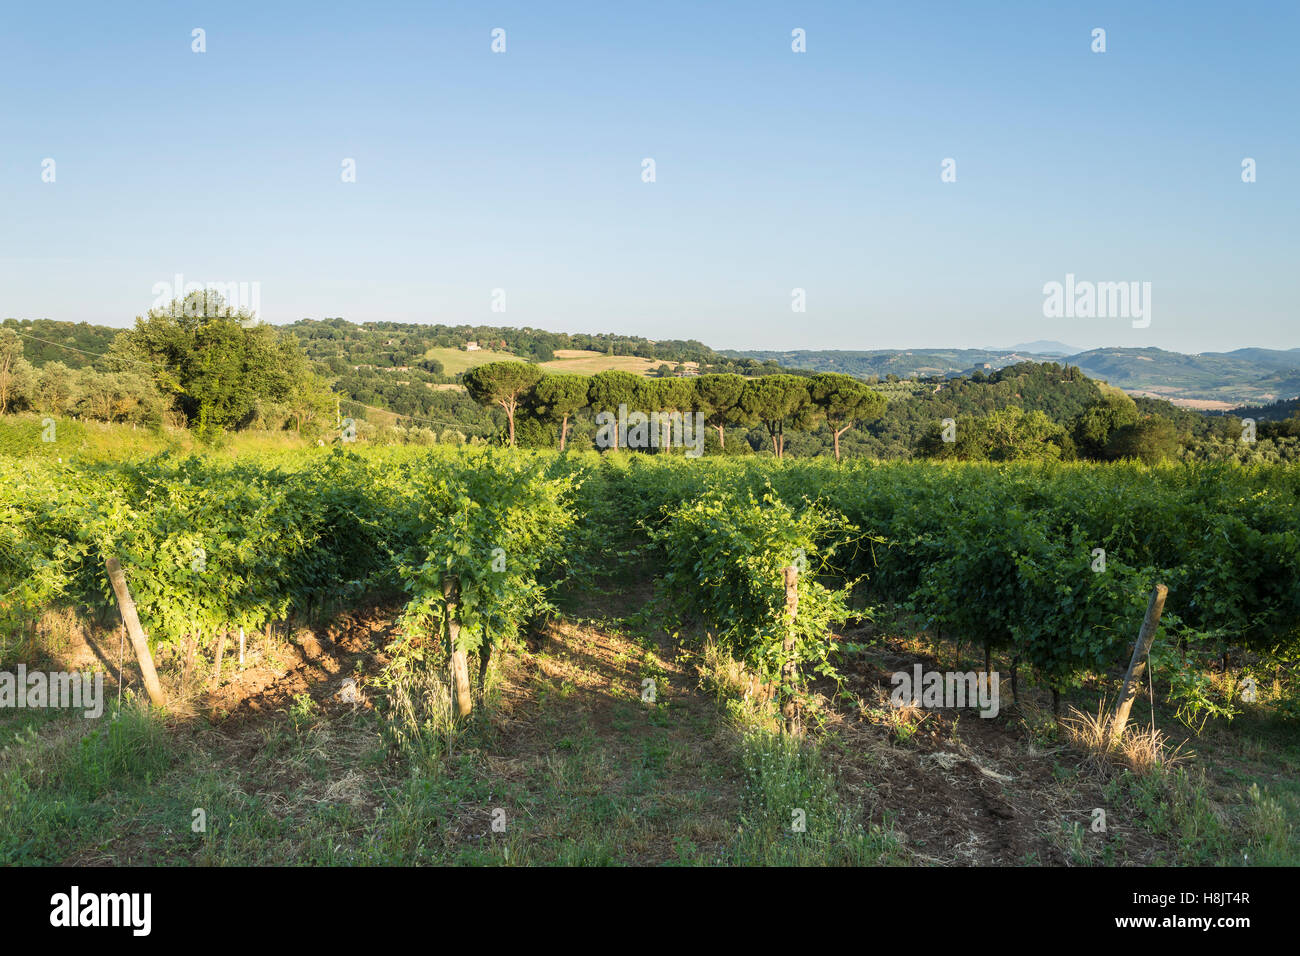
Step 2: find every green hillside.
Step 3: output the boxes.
[0,318,122,368]
[1069,348,1300,405]
[728,345,1300,406]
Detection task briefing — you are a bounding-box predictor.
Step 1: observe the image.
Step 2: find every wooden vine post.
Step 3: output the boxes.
[104,556,168,708]
[1109,584,1168,746]
[210,629,228,691]
[443,576,473,717]
[781,565,801,737]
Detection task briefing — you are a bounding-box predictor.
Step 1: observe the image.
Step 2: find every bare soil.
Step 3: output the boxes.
[36,604,1203,866]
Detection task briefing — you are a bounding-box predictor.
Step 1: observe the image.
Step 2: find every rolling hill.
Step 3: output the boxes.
[723,346,1300,407]
[8,314,1297,409]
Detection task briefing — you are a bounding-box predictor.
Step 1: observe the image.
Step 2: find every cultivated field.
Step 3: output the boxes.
[539,349,699,376]
[423,345,519,375]
[2,440,1296,866]
[421,346,695,378]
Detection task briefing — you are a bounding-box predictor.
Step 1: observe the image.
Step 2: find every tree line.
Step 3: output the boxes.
[459,360,1300,464]
[284,317,786,377]
[5,306,1297,463]
[461,362,887,459]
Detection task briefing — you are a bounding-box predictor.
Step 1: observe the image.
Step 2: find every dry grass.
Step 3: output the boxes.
[697,638,781,732]
[539,351,699,377]
[0,607,84,669]
[1060,701,1193,775]
[878,698,930,745]
[847,680,931,744]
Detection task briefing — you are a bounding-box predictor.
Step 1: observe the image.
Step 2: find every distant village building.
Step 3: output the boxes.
[464,341,480,351]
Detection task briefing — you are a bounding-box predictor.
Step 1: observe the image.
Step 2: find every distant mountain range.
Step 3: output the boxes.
[988,341,1080,355]
[720,346,1300,408]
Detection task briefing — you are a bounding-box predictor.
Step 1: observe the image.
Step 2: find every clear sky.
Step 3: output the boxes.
[2,1,1296,353]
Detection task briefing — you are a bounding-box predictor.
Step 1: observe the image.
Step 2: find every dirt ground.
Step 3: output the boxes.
[824,631,1168,865]
[20,602,1238,866]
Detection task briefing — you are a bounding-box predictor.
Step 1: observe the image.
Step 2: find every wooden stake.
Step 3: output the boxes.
[1110,584,1168,746]
[239,627,245,668]
[443,576,473,717]
[210,629,228,691]
[182,635,197,691]
[781,565,801,736]
[104,556,168,708]
[478,626,492,703]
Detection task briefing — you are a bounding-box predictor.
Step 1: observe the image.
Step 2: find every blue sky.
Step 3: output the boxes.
[2,1,1296,353]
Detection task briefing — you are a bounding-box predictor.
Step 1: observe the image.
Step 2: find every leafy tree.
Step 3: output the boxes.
[1071,389,1139,459]
[694,374,747,449]
[1105,416,1181,463]
[527,341,555,362]
[809,373,887,460]
[0,329,34,414]
[640,377,693,412]
[75,369,163,424]
[587,370,640,450]
[462,361,543,446]
[632,378,698,454]
[920,406,1068,461]
[32,362,79,415]
[1261,413,1300,441]
[285,375,337,435]
[531,373,589,451]
[188,320,268,435]
[740,375,814,458]
[109,291,321,438]
[976,407,1070,461]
